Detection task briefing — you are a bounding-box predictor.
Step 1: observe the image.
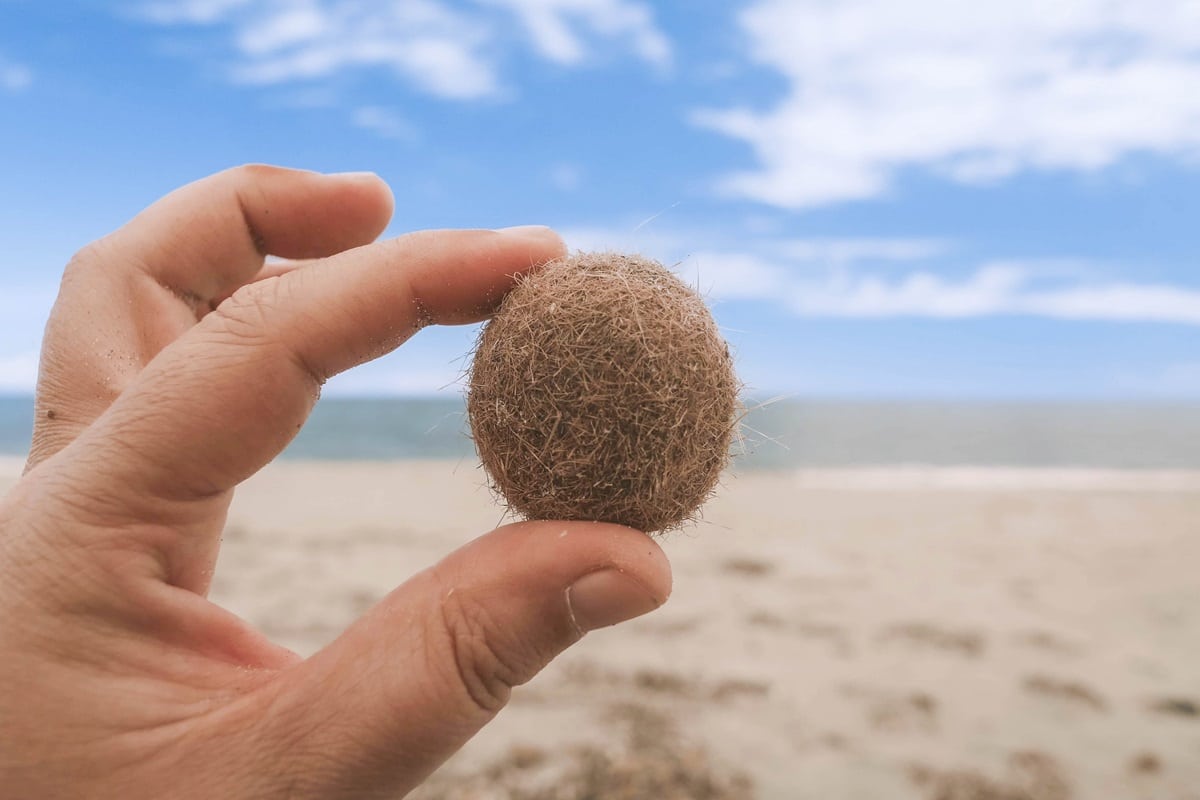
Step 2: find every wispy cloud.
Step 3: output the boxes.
[135,0,670,100]
[562,223,949,268]
[562,223,1200,325]
[1018,280,1200,325]
[0,54,33,93]
[696,0,1200,208]
[140,0,254,23]
[351,106,419,142]
[703,257,1200,325]
[480,0,671,68]
[227,2,498,100]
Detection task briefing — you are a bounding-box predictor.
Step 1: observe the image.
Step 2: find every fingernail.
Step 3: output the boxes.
[567,570,662,633]
[496,224,554,237]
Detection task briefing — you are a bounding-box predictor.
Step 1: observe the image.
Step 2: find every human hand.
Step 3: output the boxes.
[0,166,671,799]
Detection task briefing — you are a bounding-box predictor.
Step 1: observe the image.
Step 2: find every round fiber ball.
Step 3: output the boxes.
[468,252,739,533]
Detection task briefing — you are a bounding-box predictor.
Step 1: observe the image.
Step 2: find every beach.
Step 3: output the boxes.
[2,458,1198,798]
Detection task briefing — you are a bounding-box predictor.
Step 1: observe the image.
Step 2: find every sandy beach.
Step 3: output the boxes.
[2,458,1198,798]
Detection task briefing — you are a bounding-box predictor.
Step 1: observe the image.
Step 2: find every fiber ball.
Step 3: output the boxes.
[467,252,739,533]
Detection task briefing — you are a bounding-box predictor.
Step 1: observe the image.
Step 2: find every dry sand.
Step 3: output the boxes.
[3,459,1198,798]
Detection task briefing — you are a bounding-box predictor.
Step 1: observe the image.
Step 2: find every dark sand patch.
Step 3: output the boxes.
[1146,696,1199,719]
[909,750,1071,800]
[721,557,775,577]
[880,622,986,658]
[746,610,786,629]
[558,661,771,706]
[1128,752,1162,775]
[413,704,755,800]
[710,679,770,703]
[1013,630,1083,657]
[1022,675,1108,712]
[842,685,939,734]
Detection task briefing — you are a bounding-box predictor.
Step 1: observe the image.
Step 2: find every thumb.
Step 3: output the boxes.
[255,519,670,799]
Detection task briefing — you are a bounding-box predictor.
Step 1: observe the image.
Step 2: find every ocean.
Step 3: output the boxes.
[2,395,1199,469]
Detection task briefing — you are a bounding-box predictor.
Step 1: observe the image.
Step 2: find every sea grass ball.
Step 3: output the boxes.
[467,252,739,533]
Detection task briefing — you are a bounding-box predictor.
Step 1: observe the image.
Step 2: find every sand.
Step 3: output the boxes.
[2,458,1198,798]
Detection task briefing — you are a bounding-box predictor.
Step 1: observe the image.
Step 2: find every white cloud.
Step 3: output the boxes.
[678,239,953,302]
[561,224,943,258]
[226,2,499,100]
[234,4,324,54]
[480,0,671,67]
[696,0,1200,208]
[782,263,1200,325]
[0,55,32,93]
[135,0,670,100]
[681,251,787,301]
[1021,281,1200,324]
[792,265,1027,318]
[140,0,254,23]
[0,352,38,394]
[351,105,419,141]
[561,221,1200,325]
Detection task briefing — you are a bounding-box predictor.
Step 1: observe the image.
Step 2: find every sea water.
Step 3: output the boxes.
[3,395,1199,469]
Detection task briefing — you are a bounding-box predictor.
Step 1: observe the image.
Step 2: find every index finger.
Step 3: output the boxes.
[50,226,564,589]
[29,166,394,470]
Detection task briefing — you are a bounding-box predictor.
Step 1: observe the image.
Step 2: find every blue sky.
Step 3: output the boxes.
[1,0,1198,398]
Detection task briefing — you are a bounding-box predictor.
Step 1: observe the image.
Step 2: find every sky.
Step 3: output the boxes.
[1,0,1199,399]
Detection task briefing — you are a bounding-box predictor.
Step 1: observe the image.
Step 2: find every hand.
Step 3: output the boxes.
[0,166,671,799]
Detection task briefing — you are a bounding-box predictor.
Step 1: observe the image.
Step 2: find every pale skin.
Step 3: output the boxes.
[0,165,672,799]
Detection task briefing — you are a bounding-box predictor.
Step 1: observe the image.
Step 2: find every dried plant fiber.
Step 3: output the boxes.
[468,252,739,533]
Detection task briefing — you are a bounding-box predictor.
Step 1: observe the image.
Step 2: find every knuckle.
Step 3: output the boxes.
[436,590,524,715]
[62,236,116,282]
[226,162,284,184]
[207,279,282,344]
[204,278,326,387]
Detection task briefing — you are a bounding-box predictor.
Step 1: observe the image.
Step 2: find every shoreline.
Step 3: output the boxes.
[6,455,1200,491]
